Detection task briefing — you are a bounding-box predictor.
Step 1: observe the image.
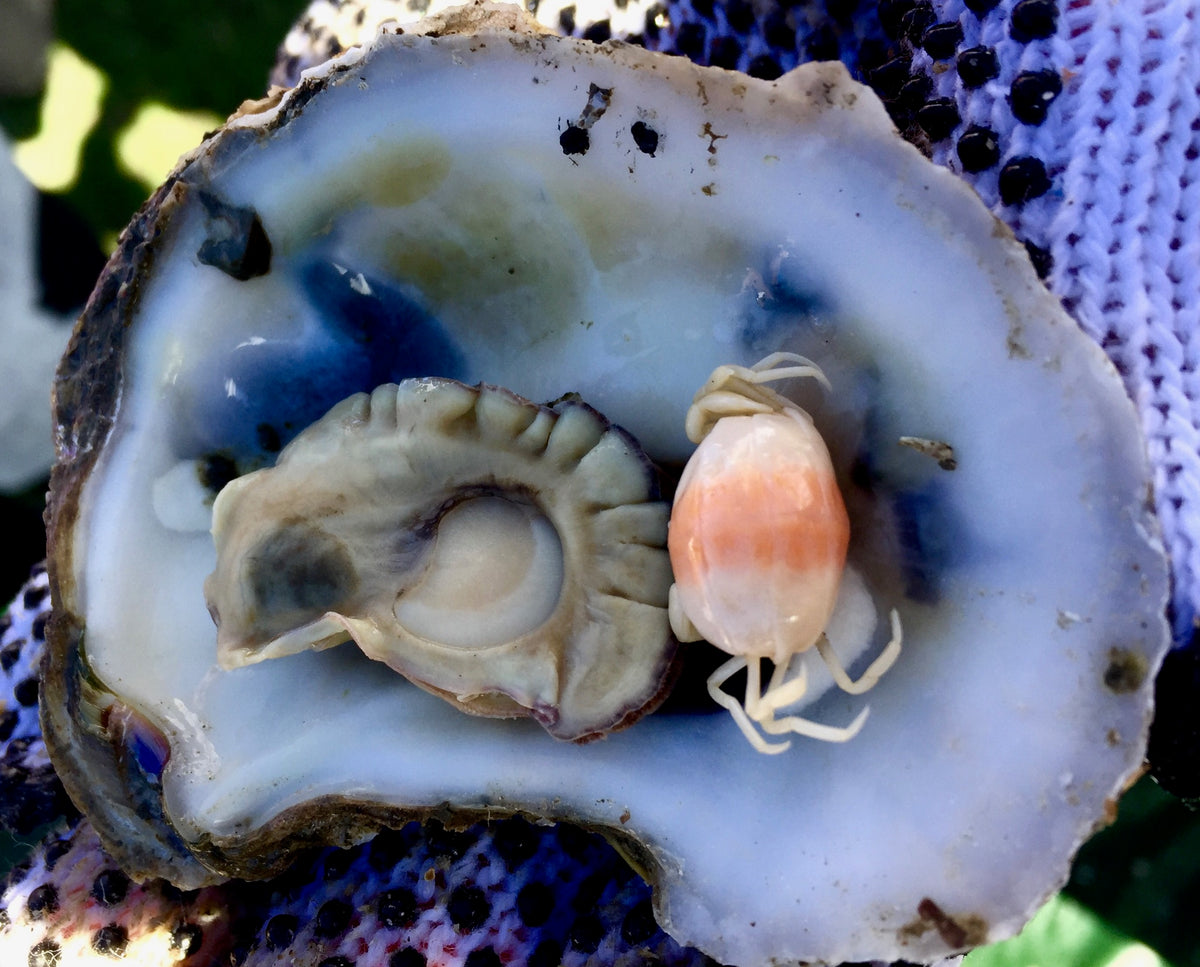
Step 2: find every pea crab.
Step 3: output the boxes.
[668,353,902,754]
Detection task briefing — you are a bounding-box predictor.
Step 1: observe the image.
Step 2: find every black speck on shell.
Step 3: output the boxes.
[560,124,589,155]
[630,121,660,156]
[195,192,272,282]
[319,957,355,967]
[389,949,427,967]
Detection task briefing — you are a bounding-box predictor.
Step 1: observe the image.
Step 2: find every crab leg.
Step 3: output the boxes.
[814,610,903,695]
[707,655,789,755]
[759,703,870,743]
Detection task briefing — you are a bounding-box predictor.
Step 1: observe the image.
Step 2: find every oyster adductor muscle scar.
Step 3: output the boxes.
[42,5,1170,966]
[205,378,676,742]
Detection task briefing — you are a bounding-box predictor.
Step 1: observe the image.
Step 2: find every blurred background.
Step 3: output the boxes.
[0,3,1197,966]
[0,0,299,593]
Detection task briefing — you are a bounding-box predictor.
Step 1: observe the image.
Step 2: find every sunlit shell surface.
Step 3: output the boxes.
[43,5,1170,966]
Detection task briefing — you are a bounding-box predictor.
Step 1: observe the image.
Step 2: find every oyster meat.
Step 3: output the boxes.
[206,377,675,741]
[43,5,1170,966]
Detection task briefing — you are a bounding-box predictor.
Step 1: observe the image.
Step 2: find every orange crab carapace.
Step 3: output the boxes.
[667,353,901,754]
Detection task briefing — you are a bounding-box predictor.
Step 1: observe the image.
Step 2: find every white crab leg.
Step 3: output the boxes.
[746,352,833,392]
[752,654,866,742]
[707,655,790,755]
[760,703,870,743]
[754,655,810,718]
[815,609,903,696]
[684,391,776,442]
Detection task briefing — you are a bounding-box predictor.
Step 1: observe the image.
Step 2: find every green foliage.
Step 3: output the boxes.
[965,893,1170,967]
[6,0,300,245]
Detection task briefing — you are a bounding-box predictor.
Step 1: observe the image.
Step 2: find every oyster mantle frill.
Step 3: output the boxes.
[43,5,1170,966]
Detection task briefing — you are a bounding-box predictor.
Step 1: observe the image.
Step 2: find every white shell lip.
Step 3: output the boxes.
[42,5,1170,966]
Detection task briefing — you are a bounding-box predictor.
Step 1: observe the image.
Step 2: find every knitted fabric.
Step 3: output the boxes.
[275,0,1200,642]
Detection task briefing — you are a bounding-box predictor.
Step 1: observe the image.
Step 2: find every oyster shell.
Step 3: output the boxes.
[43,5,1170,965]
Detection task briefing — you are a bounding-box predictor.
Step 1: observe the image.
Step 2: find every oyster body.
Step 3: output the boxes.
[44,5,1170,966]
[206,377,676,741]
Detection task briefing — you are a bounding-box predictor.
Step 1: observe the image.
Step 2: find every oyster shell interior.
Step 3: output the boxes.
[45,7,1170,966]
